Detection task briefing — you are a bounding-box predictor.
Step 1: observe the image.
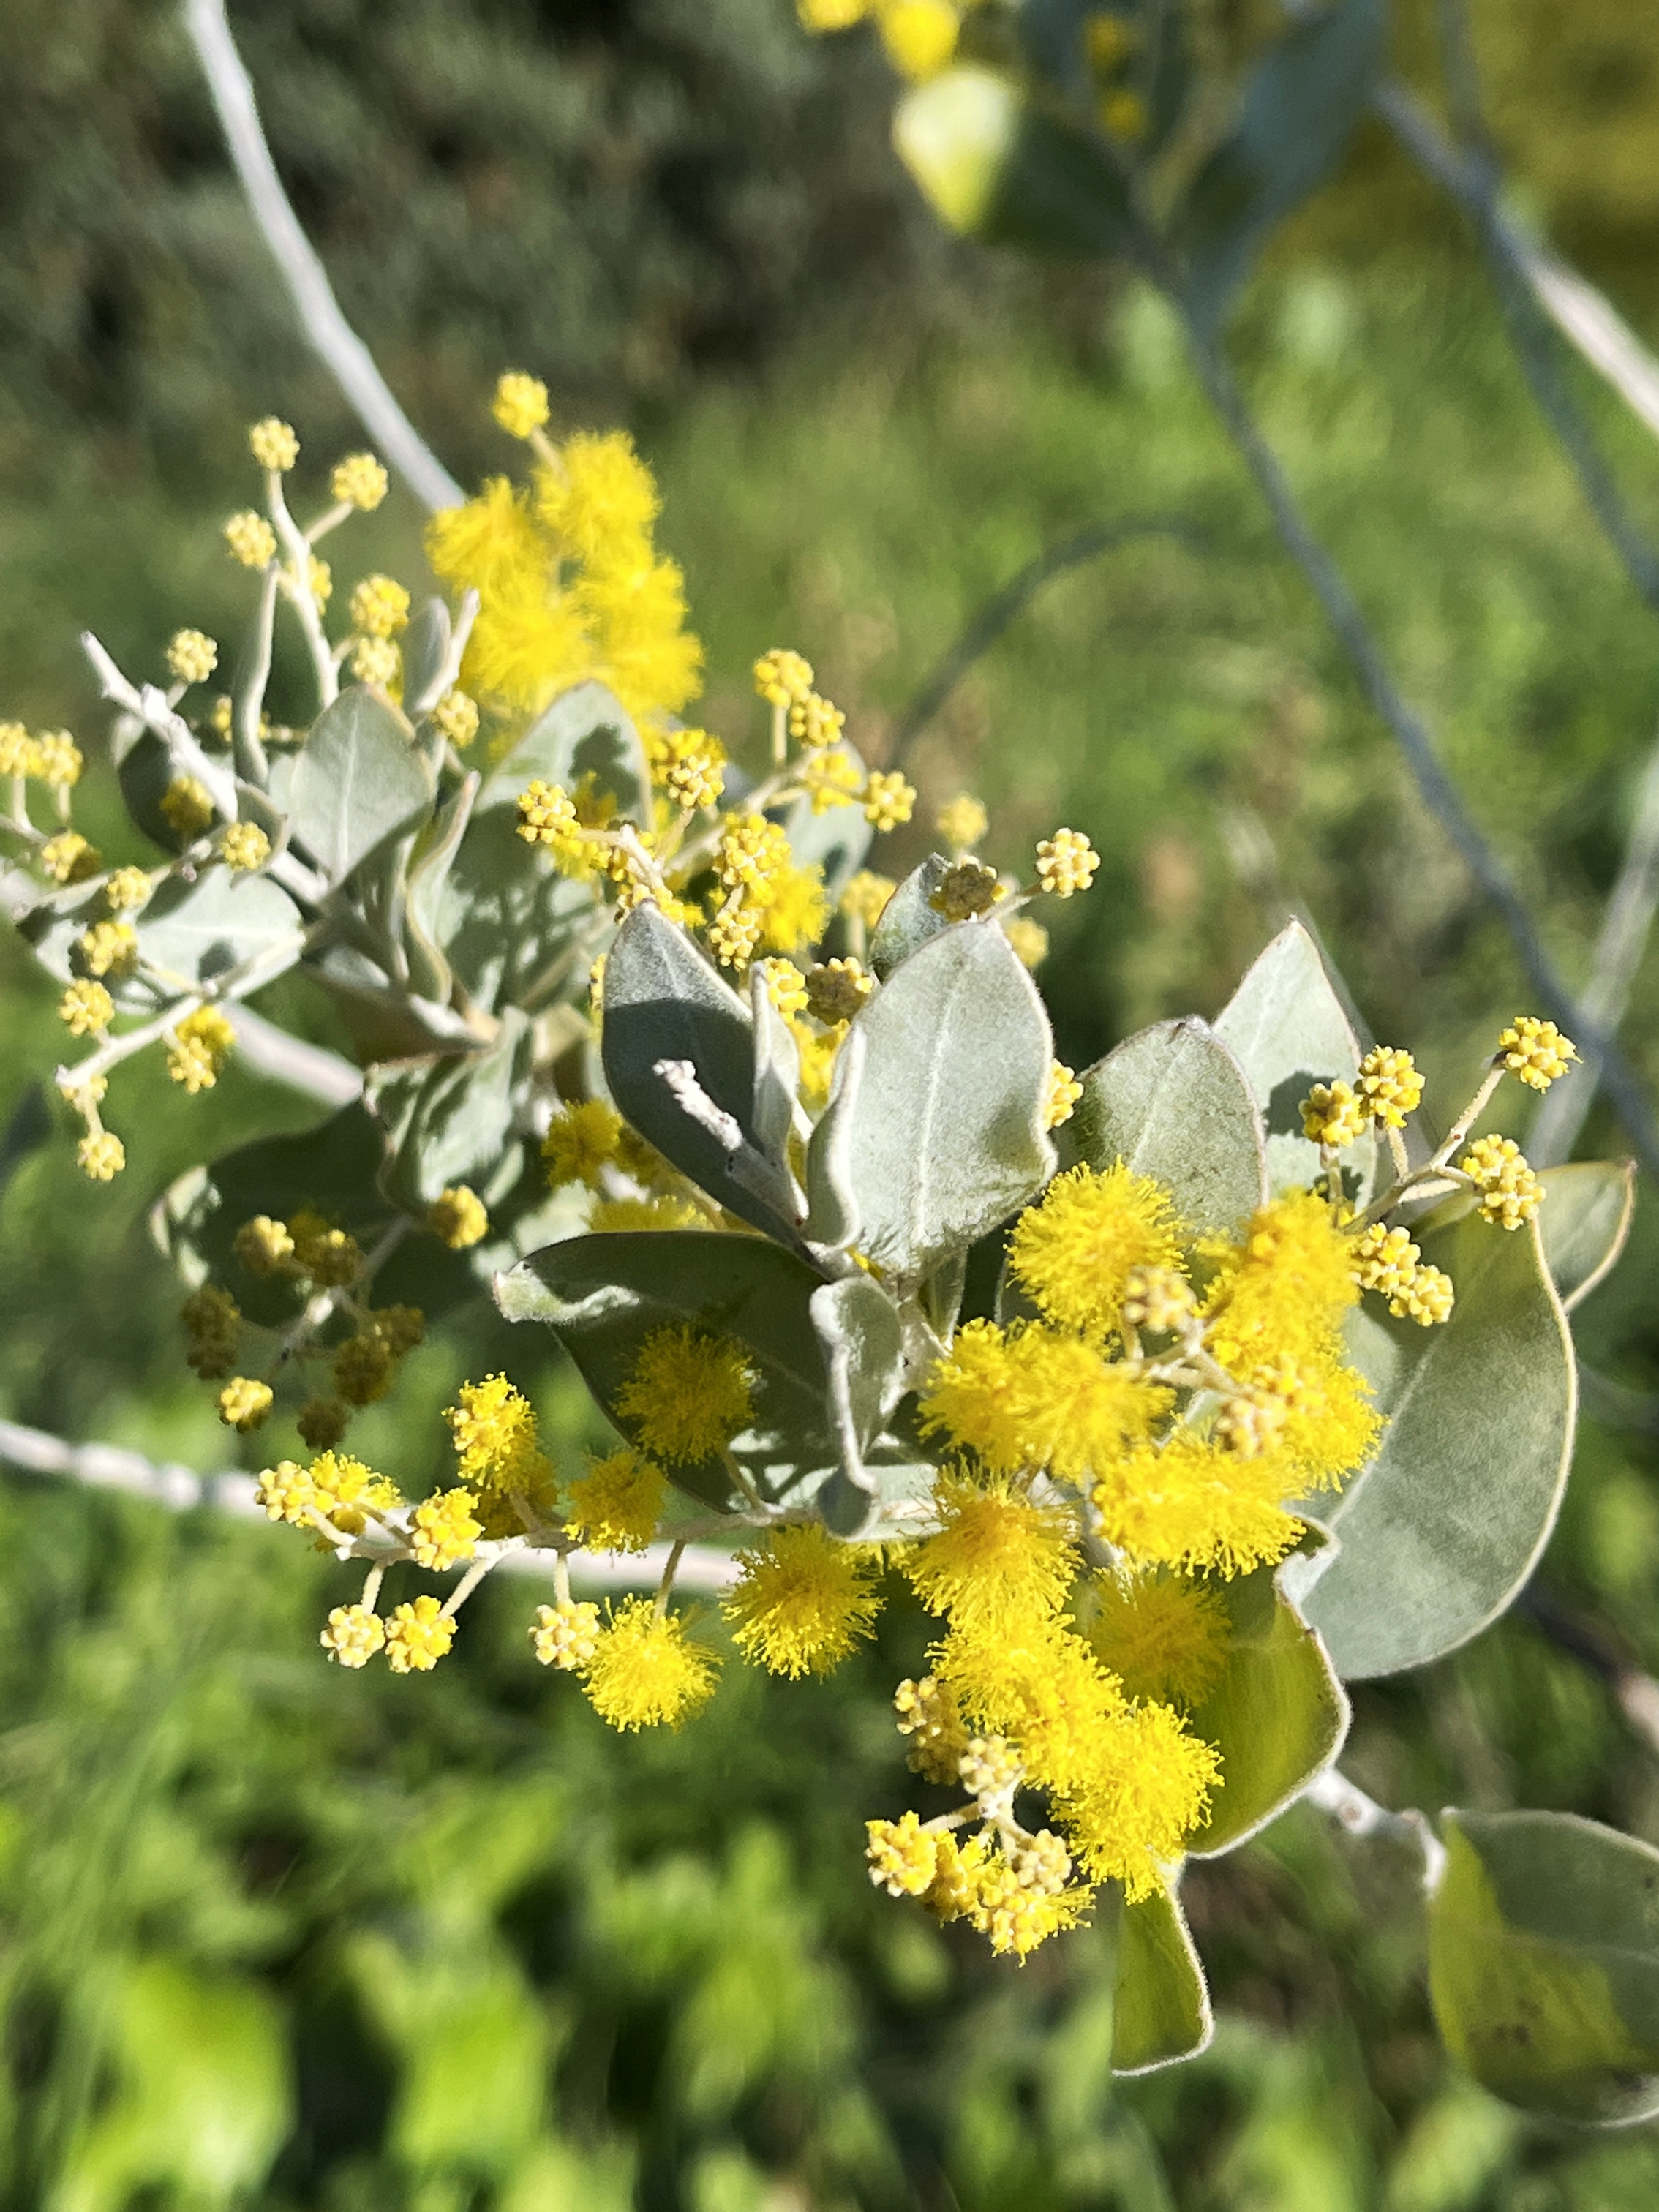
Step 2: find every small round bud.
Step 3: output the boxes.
[789,691,846,750]
[532,1600,603,1671]
[103,866,153,912]
[1301,1080,1367,1149]
[349,573,411,640]
[79,919,137,979]
[936,794,988,851]
[929,858,1001,921]
[805,956,872,1026]
[224,511,277,568]
[349,636,399,688]
[76,1131,125,1181]
[221,821,271,872]
[330,452,388,511]
[1498,1016,1576,1092]
[755,958,808,1017]
[233,1215,296,1276]
[384,1595,455,1674]
[492,372,550,440]
[1034,827,1099,897]
[428,1185,489,1250]
[59,979,113,1037]
[159,776,215,839]
[1044,1061,1082,1129]
[321,1604,385,1669]
[40,832,101,885]
[166,630,219,687]
[431,689,479,748]
[863,769,916,832]
[1001,914,1048,968]
[248,418,299,472]
[218,1377,274,1432]
[1461,1134,1543,1230]
[1356,1046,1423,1129]
[297,1398,350,1451]
[753,647,813,708]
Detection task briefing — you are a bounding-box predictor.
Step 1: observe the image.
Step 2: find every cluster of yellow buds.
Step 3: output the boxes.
[1461,1135,1543,1230]
[166,1006,236,1094]
[1350,1224,1456,1325]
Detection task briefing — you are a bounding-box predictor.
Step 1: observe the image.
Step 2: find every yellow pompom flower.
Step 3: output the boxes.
[755,860,830,955]
[331,452,389,511]
[936,792,988,851]
[723,1524,884,1677]
[102,866,152,912]
[1301,1080,1366,1148]
[565,1449,667,1554]
[1356,1045,1423,1129]
[167,1006,236,1093]
[443,1374,549,1495]
[1499,1015,1576,1091]
[248,417,299,471]
[384,1595,456,1674]
[431,688,480,748]
[1007,1163,1182,1341]
[542,1098,622,1188]
[428,1184,489,1249]
[1035,828,1099,897]
[321,1603,385,1669]
[1203,1190,1360,1372]
[59,979,113,1037]
[350,573,411,640]
[581,1598,721,1730]
[218,1377,274,1432]
[40,831,100,884]
[409,1487,483,1571]
[1461,1134,1543,1230]
[906,1471,1078,1635]
[615,1326,756,1466]
[166,629,219,685]
[1090,1570,1233,1707]
[536,430,659,564]
[866,1812,939,1897]
[160,776,215,838]
[76,1131,125,1181]
[224,511,277,568]
[492,372,551,440]
[840,870,895,930]
[1091,1429,1305,1577]
[863,769,916,831]
[79,919,137,978]
[531,1599,603,1671]
[221,821,271,872]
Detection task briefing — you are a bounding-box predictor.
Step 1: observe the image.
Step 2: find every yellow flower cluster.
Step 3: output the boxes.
[1461,1135,1543,1230]
[426,417,701,723]
[167,1006,236,1093]
[167,631,219,685]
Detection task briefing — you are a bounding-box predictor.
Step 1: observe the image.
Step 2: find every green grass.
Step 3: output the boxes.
[4,268,1659,2205]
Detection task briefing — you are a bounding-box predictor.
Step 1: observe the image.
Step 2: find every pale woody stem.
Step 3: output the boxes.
[1353,1063,1505,1230]
[56,996,204,1096]
[439,1554,497,1622]
[272,1217,409,1369]
[1302,1767,1448,1888]
[266,473,340,711]
[654,1538,688,1619]
[361,1563,384,1613]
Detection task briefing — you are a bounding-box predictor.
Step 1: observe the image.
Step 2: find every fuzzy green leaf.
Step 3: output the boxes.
[371,1015,534,1210]
[1112,1879,1213,2075]
[1214,918,1376,1203]
[843,922,1055,1285]
[1186,1548,1349,1856]
[497,1230,835,1510]
[1538,1160,1636,1312]
[1428,1810,1659,2124]
[868,854,952,981]
[777,746,873,903]
[402,598,452,717]
[478,679,650,826]
[1066,1015,1265,1236]
[600,904,800,1241]
[135,868,304,991]
[1291,1213,1576,1679]
[290,685,434,883]
[750,963,802,1175]
[810,1275,912,1538]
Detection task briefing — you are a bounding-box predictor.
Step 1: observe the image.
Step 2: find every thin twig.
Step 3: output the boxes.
[1301,1767,1448,1887]
[889,516,1207,767]
[181,0,463,514]
[1530,723,1659,1164]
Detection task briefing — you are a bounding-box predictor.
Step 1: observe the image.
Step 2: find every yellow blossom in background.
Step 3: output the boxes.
[1099,87,1149,140]
[587,1195,707,1233]
[218,1377,274,1432]
[0,722,29,775]
[350,573,411,640]
[40,832,100,884]
[723,1525,884,1676]
[321,1604,385,1669]
[76,1132,125,1181]
[428,1185,489,1249]
[31,731,82,785]
[543,1098,622,1187]
[840,870,895,930]
[863,769,916,830]
[59,979,113,1037]
[617,1325,755,1466]
[1035,827,1099,896]
[431,688,480,748]
[331,453,388,511]
[1001,913,1048,968]
[409,1488,483,1570]
[936,792,989,851]
[879,0,960,80]
[1090,1570,1233,1707]
[566,1450,666,1554]
[385,1595,455,1674]
[224,511,276,568]
[1499,1015,1576,1091]
[582,1599,721,1730]
[801,748,862,813]
[492,372,550,440]
[222,821,271,872]
[249,417,299,471]
[297,1399,349,1451]
[181,1285,241,1380]
[167,629,218,685]
[160,777,215,838]
[350,636,399,688]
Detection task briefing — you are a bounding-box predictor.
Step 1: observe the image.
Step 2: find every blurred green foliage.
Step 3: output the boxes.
[8,0,1659,2201]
